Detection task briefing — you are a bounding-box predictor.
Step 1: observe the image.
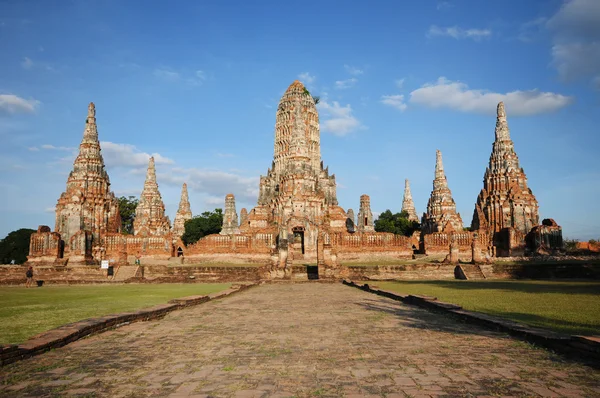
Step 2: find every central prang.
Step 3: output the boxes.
[245,80,346,262]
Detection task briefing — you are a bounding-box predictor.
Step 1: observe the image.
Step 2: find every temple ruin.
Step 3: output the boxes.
[27,84,561,271]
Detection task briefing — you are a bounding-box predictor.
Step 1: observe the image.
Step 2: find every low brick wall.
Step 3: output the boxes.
[343,280,600,367]
[142,265,264,282]
[0,283,257,366]
[346,264,456,280]
[481,262,600,280]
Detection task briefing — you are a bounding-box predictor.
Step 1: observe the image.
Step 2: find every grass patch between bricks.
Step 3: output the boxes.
[374,279,600,336]
[0,283,231,344]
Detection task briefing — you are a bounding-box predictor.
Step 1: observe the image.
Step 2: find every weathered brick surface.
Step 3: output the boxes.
[1,283,598,397]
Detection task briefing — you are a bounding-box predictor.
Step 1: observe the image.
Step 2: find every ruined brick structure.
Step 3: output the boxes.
[471,102,543,256]
[133,157,171,236]
[357,195,375,232]
[172,183,192,240]
[187,80,411,268]
[422,150,464,234]
[220,194,240,235]
[401,179,418,222]
[30,103,121,264]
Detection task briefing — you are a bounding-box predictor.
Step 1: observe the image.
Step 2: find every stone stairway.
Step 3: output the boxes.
[112,265,140,282]
[459,264,485,280]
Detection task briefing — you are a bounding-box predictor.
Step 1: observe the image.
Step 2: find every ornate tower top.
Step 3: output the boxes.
[55,102,120,243]
[172,182,192,239]
[422,150,463,233]
[273,80,321,175]
[471,101,539,236]
[401,179,419,222]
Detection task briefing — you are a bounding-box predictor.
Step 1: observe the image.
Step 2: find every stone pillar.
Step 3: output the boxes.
[401,179,419,222]
[471,233,483,264]
[448,234,459,263]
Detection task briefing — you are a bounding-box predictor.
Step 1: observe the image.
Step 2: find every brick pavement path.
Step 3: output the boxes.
[1,283,599,397]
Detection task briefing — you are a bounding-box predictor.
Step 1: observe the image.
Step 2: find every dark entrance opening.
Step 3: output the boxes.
[292,226,305,254]
[177,247,183,257]
[58,240,65,259]
[307,265,319,280]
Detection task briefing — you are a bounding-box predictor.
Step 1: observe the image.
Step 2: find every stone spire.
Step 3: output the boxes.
[422,150,463,234]
[357,195,374,232]
[220,194,240,235]
[55,102,120,245]
[401,179,419,222]
[346,208,356,233]
[172,183,192,239]
[133,157,171,236]
[471,101,539,237]
[272,80,321,176]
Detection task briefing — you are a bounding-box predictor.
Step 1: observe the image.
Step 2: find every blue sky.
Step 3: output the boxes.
[1,0,599,240]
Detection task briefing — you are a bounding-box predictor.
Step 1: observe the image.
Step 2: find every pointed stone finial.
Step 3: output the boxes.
[401,179,419,222]
[434,150,447,186]
[145,157,157,184]
[88,102,95,118]
[495,101,511,141]
[172,182,192,239]
[220,194,240,235]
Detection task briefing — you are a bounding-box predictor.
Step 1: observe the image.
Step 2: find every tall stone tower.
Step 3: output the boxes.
[247,80,344,261]
[471,102,539,236]
[55,102,120,245]
[220,193,240,235]
[133,157,171,236]
[172,183,192,239]
[422,150,463,234]
[401,179,419,222]
[357,194,375,232]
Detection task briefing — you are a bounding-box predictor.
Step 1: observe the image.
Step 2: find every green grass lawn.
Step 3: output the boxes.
[374,280,600,336]
[0,283,230,345]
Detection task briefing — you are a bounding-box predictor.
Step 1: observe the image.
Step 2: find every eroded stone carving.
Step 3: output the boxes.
[401,179,418,222]
[133,157,171,236]
[172,183,192,239]
[220,194,240,235]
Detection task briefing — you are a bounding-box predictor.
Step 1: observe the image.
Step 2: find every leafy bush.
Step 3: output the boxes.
[181,209,223,246]
[0,228,36,264]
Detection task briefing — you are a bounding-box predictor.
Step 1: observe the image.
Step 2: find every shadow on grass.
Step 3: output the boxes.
[381,280,600,295]
[482,310,600,336]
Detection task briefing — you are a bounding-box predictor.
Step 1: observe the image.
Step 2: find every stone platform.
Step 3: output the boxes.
[1,283,598,397]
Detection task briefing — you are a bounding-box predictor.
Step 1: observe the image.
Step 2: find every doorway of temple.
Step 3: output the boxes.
[291,226,305,260]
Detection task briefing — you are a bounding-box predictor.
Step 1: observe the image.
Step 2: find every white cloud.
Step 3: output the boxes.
[381,94,407,112]
[437,1,453,10]
[153,68,180,81]
[409,77,573,116]
[335,78,357,89]
[318,101,363,136]
[28,147,39,151]
[344,65,364,76]
[518,17,547,42]
[0,94,40,114]
[100,142,175,168]
[195,70,207,81]
[298,72,316,85]
[427,25,491,40]
[21,57,33,70]
[546,0,600,87]
[161,167,259,204]
[395,78,405,89]
[44,207,55,213]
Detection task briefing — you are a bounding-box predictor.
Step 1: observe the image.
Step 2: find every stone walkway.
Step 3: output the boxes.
[1,283,599,397]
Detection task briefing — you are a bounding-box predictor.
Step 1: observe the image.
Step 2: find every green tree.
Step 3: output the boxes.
[118,196,139,234]
[0,228,36,264]
[181,209,224,246]
[374,210,420,237]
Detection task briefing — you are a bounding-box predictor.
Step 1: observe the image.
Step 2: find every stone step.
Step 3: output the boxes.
[112,265,140,282]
